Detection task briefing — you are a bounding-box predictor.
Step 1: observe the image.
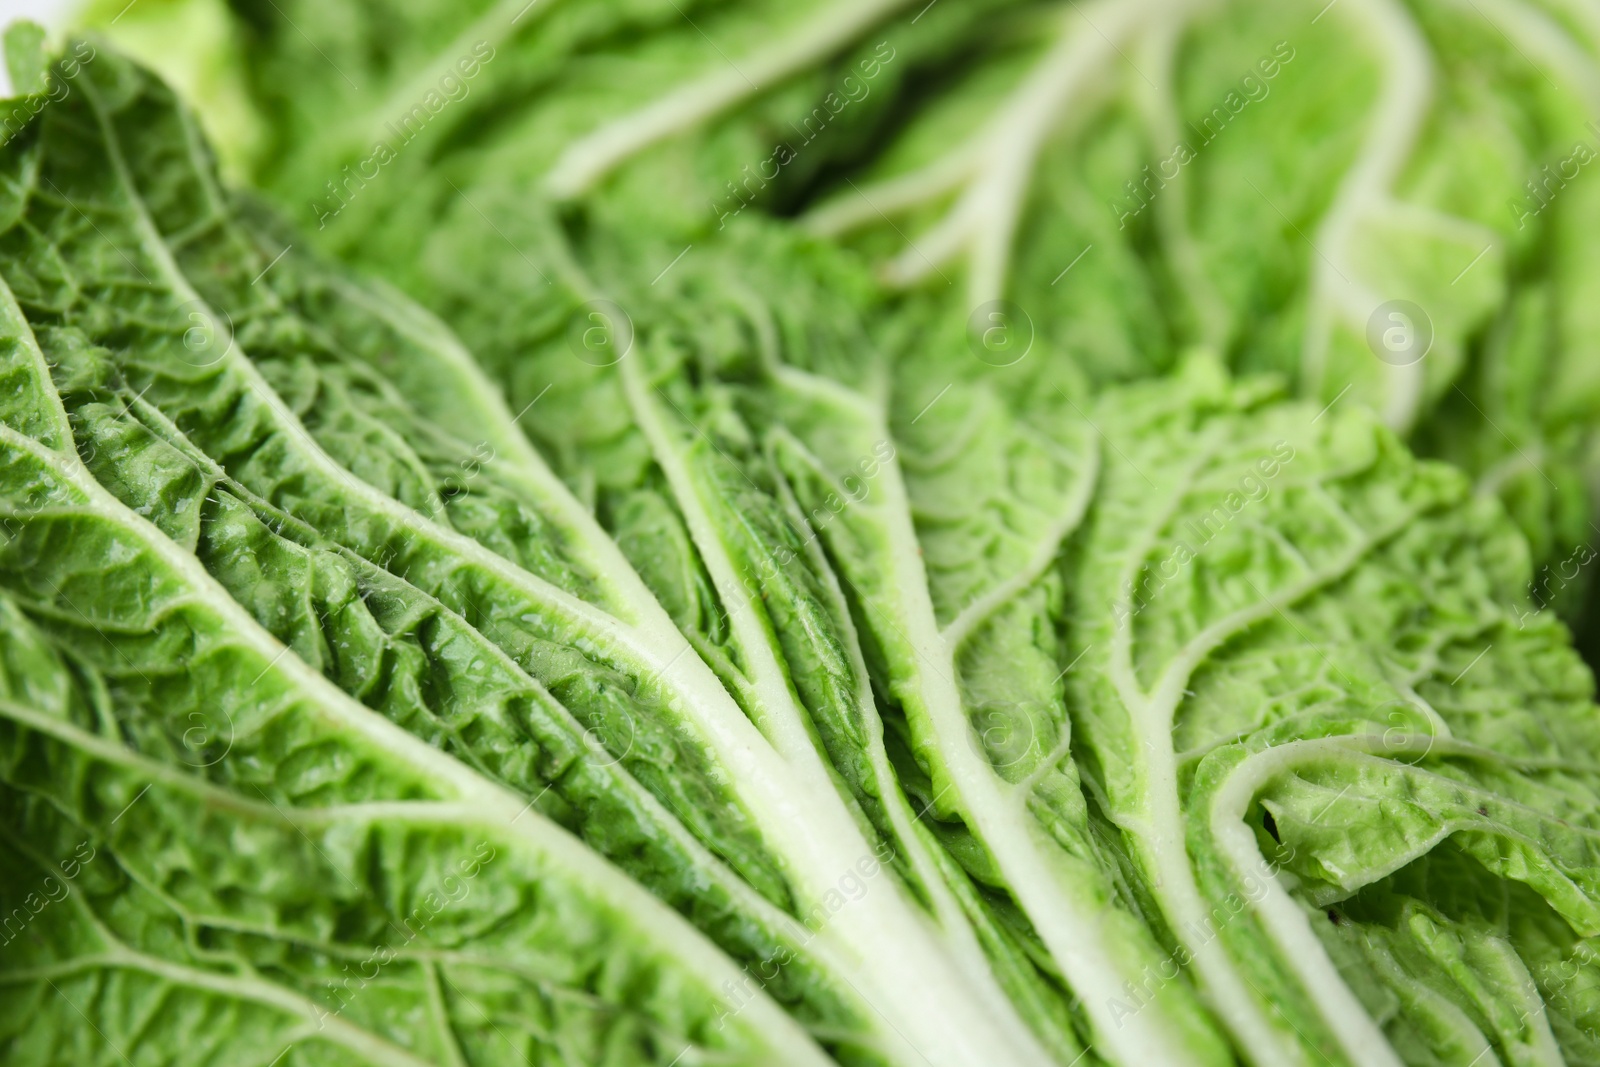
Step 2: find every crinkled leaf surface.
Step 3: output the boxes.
[0,37,1060,1067]
[56,4,1600,1065]
[0,280,824,1067]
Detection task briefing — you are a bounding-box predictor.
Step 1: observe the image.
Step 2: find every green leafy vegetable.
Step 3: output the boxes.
[122,0,1599,624]
[0,34,1059,1067]
[0,276,827,1067]
[5,6,1600,1066]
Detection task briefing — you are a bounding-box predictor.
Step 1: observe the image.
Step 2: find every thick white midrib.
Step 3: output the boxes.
[766,372,1108,1016]
[668,377,1060,1065]
[1094,439,1315,1065]
[1117,499,1448,1065]
[621,365,1053,1067]
[1125,712,1307,1066]
[870,457,1206,1067]
[1102,519,1295,1063]
[964,0,1154,308]
[872,415,1153,1046]
[1381,349,1426,435]
[883,0,1144,300]
[188,369,953,1061]
[939,436,1098,648]
[94,94,981,1062]
[355,546,907,979]
[282,240,1029,1061]
[1303,0,1432,416]
[1317,0,1433,261]
[0,432,834,1067]
[544,0,916,197]
[810,535,985,945]
[766,419,1075,1050]
[620,359,820,765]
[1207,740,1424,1067]
[762,385,1057,1032]
[93,75,886,931]
[176,111,658,632]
